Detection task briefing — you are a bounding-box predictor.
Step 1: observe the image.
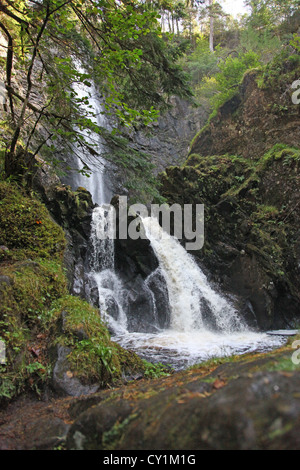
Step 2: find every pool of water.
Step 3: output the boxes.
[112,328,288,370]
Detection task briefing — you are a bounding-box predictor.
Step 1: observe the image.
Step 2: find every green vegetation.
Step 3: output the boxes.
[142,360,172,379]
[0,0,192,203]
[0,180,148,403]
[0,181,65,261]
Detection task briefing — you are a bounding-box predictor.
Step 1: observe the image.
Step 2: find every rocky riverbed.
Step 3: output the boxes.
[1,338,300,450]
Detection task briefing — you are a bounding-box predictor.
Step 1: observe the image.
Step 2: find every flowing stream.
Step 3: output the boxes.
[89,211,286,369]
[71,74,287,370]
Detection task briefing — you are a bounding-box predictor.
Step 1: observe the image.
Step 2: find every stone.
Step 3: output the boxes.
[51,345,100,397]
[65,348,300,450]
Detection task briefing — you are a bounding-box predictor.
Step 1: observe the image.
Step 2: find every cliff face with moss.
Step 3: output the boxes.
[189,56,300,160]
[161,57,300,330]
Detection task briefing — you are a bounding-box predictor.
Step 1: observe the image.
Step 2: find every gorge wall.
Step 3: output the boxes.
[161,56,300,330]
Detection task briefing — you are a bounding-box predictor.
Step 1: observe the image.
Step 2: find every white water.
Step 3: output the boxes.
[89,205,128,335]
[142,216,244,334]
[89,212,286,369]
[71,63,112,204]
[90,205,115,271]
[69,72,287,369]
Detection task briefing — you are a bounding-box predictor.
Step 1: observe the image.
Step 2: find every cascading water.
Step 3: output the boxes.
[89,211,286,369]
[68,70,287,370]
[141,216,244,334]
[68,62,112,205]
[89,205,128,335]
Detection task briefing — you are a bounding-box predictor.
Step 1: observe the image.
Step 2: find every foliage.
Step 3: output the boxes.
[182,36,220,86]
[245,0,300,30]
[0,181,65,260]
[210,50,261,110]
[188,47,261,124]
[239,26,283,64]
[142,359,172,378]
[0,0,192,186]
[256,49,300,89]
[291,34,300,53]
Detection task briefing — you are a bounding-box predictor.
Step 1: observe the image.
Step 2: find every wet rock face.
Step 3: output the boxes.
[114,209,171,333]
[33,162,95,296]
[125,96,208,174]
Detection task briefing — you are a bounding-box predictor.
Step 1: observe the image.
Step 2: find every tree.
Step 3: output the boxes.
[0,0,192,181]
[245,0,300,29]
[198,0,225,51]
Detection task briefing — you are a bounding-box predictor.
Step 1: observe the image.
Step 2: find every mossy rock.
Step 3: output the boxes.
[49,295,146,393]
[0,181,65,261]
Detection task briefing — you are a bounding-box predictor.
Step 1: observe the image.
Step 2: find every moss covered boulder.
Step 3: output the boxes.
[49,295,146,397]
[64,339,300,450]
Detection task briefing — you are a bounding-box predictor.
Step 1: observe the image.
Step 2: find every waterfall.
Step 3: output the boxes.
[89,211,286,369]
[89,204,128,334]
[69,63,112,205]
[90,205,115,271]
[141,216,244,334]
[66,69,286,369]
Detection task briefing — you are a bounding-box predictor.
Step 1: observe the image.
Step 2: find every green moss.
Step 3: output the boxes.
[223,144,300,199]
[0,258,68,400]
[0,181,65,261]
[50,295,121,386]
[257,53,300,90]
[114,342,146,378]
[1,260,67,325]
[263,356,300,373]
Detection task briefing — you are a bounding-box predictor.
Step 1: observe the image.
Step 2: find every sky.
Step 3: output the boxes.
[221,0,251,18]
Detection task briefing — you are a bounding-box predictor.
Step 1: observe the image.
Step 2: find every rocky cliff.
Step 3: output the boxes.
[161,55,300,330]
[189,56,300,160]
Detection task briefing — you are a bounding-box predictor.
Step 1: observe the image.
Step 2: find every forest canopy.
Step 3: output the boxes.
[0,0,299,196]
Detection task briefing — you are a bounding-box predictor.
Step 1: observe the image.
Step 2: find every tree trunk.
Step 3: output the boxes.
[209,0,214,52]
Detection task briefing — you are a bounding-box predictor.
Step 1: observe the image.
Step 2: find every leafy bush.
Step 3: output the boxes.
[211,50,261,111]
[240,27,283,64]
[183,37,220,86]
